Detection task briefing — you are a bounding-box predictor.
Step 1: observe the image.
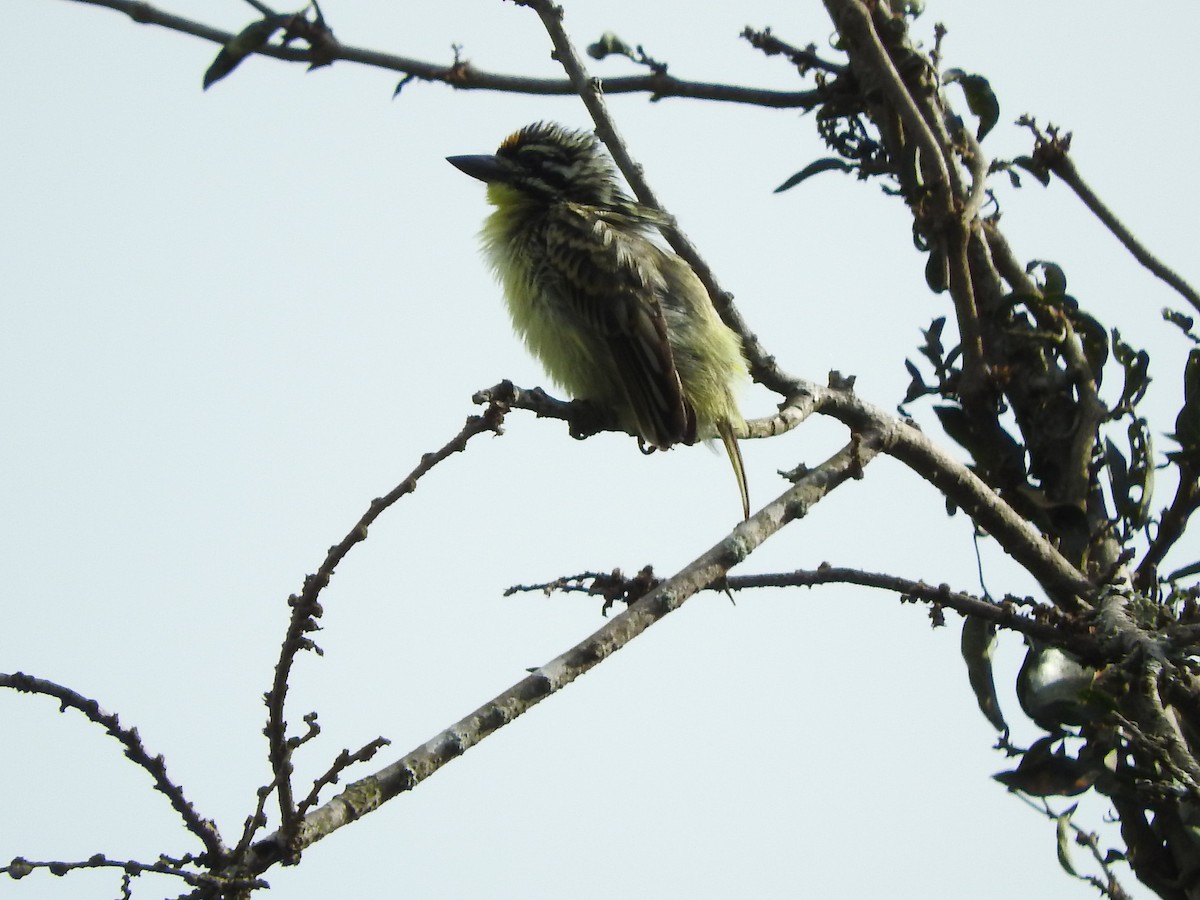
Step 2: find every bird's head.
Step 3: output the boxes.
[448,122,630,208]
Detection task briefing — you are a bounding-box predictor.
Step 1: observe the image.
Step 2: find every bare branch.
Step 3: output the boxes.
[724,566,1096,651]
[740,26,846,75]
[0,672,225,861]
[263,398,509,839]
[296,737,392,818]
[0,854,264,893]
[822,0,990,390]
[1037,140,1200,317]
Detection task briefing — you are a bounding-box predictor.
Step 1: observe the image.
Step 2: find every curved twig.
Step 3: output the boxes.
[263,400,508,837]
[0,672,226,861]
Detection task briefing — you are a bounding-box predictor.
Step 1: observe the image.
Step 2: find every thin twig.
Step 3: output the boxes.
[1010,794,1133,900]
[740,26,846,75]
[723,566,1101,654]
[0,854,264,893]
[0,673,226,861]
[1049,153,1200,316]
[1136,464,1200,590]
[296,737,391,818]
[262,399,508,838]
[64,0,820,109]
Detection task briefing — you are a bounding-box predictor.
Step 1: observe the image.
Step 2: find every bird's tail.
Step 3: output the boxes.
[717,418,750,521]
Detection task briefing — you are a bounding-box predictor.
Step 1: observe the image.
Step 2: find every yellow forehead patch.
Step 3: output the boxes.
[499,128,526,151]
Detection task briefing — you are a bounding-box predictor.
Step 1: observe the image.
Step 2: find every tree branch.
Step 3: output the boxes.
[811,385,1097,608]
[246,434,880,868]
[0,672,226,862]
[480,374,1095,610]
[0,854,264,893]
[514,0,792,398]
[822,0,950,192]
[1137,464,1200,589]
[723,566,1097,652]
[263,399,508,842]
[822,0,989,391]
[63,0,821,109]
[740,26,846,76]
[1047,150,1200,317]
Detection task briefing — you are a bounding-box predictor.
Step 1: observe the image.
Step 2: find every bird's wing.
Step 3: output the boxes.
[541,205,694,448]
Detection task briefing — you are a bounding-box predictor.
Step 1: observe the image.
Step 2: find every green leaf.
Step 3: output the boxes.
[944,69,1000,140]
[1125,418,1154,531]
[934,405,973,451]
[1012,155,1051,187]
[1026,260,1068,298]
[918,317,947,371]
[902,359,928,404]
[1056,803,1080,877]
[923,315,946,344]
[925,244,949,293]
[203,16,289,89]
[1105,423,1152,538]
[961,616,1008,732]
[1163,307,1199,343]
[1066,309,1109,385]
[933,404,1023,482]
[1104,436,1129,516]
[1112,328,1151,412]
[587,31,633,60]
[1171,348,1200,460]
[773,158,855,193]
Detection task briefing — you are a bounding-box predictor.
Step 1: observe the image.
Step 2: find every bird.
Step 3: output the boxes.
[448,122,751,519]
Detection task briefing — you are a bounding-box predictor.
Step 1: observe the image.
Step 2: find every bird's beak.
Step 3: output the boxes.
[447,154,509,184]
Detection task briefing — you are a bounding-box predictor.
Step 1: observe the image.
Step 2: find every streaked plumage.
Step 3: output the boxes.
[449,122,750,518]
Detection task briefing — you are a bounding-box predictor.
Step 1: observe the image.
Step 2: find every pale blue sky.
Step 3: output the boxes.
[5,2,1198,898]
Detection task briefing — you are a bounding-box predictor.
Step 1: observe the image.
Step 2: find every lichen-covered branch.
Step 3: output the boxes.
[246,434,878,865]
